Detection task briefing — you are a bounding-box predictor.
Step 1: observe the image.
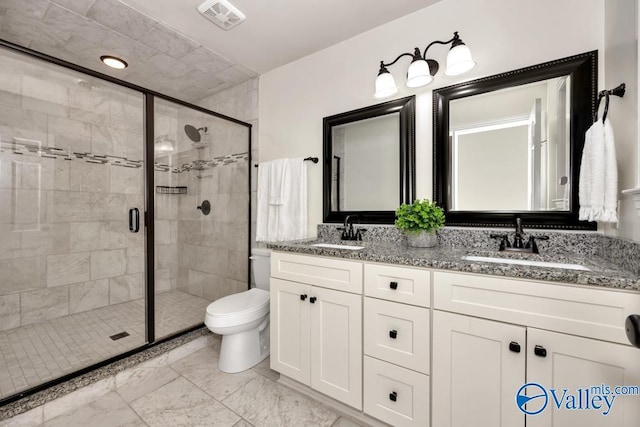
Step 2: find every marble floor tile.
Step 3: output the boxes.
[170,346,259,401]
[332,417,369,427]
[251,357,280,382]
[44,392,145,427]
[130,376,240,427]
[222,375,339,427]
[115,364,179,403]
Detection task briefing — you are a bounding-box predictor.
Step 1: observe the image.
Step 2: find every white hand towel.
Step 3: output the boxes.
[268,158,286,205]
[579,118,618,223]
[256,158,308,242]
[256,161,271,242]
[276,158,307,241]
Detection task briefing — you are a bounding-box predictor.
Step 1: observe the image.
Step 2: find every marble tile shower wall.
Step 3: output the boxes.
[155,101,249,304]
[195,78,259,257]
[0,55,146,332]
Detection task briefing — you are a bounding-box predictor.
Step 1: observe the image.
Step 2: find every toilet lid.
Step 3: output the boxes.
[206,288,269,317]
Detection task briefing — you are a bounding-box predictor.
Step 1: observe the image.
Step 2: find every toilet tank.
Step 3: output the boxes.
[251,248,271,290]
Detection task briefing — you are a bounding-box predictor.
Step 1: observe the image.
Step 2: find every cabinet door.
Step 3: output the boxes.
[432,311,526,427]
[270,278,311,385]
[310,286,363,410]
[527,328,640,427]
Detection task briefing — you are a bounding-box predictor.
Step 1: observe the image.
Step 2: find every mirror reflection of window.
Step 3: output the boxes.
[448,76,570,212]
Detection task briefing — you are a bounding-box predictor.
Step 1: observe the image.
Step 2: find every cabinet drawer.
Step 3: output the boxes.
[271,252,362,293]
[433,271,640,345]
[364,263,430,307]
[363,356,429,427]
[364,298,429,373]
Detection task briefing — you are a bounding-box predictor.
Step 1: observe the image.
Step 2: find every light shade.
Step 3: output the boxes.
[154,135,175,153]
[445,43,476,76]
[100,55,128,70]
[374,70,398,99]
[406,59,432,88]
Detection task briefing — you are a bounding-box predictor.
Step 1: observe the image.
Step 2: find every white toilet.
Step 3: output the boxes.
[204,248,271,373]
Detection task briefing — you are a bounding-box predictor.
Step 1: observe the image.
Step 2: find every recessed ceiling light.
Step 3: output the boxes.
[100,55,128,70]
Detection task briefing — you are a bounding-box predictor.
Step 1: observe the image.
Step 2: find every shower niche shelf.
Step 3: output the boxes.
[156,186,188,195]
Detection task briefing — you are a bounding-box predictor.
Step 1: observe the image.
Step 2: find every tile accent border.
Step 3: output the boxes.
[0,327,212,421]
[1,140,249,173]
[1,140,143,168]
[156,152,249,173]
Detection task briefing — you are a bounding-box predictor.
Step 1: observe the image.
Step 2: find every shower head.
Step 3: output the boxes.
[184,125,208,142]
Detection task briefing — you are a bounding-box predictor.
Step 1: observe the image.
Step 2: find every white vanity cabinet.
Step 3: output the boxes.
[362,263,431,427]
[432,271,640,427]
[270,252,363,409]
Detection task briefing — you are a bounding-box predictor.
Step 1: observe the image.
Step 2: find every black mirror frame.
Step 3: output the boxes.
[323,95,416,224]
[433,51,597,230]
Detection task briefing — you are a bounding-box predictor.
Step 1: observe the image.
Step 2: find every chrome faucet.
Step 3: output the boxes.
[490,217,549,254]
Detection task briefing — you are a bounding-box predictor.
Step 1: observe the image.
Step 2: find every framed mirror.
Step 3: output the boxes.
[433,51,597,230]
[323,96,415,224]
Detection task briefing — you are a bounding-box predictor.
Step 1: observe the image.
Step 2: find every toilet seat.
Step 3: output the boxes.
[205,288,269,328]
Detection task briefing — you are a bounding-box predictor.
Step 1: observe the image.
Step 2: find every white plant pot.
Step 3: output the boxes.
[406,230,438,248]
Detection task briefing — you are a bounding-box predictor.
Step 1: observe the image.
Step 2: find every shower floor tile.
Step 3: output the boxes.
[0,291,210,400]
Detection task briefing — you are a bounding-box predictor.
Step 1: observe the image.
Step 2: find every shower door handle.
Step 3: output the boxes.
[129,208,140,233]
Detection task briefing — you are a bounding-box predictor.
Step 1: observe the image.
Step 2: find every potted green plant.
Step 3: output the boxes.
[395,199,445,248]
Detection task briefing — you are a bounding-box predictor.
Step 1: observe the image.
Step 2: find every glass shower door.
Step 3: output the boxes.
[153,98,250,339]
[0,47,146,400]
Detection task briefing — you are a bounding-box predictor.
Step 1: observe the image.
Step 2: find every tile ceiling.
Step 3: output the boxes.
[0,0,258,102]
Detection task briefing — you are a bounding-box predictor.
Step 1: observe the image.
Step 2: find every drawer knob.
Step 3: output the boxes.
[509,341,521,353]
[300,294,307,301]
[534,345,547,357]
[309,297,317,304]
[389,330,398,339]
[389,391,397,402]
[389,281,398,290]
[625,315,640,348]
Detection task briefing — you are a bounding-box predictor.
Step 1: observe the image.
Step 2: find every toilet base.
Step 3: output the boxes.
[218,318,270,373]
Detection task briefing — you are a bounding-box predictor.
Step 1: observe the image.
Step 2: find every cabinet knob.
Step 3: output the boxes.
[300,294,307,301]
[625,315,640,348]
[309,297,317,304]
[534,345,547,357]
[389,391,397,402]
[389,281,398,290]
[509,341,521,353]
[389,330,398,339]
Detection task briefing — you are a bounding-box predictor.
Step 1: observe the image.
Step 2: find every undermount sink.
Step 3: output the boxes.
[463,255,591,271]
[311,243,364,250]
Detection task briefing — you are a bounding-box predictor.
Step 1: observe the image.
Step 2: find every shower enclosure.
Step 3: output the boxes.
[0,41,251,403]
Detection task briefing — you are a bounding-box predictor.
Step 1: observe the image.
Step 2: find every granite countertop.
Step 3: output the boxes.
[267,239,640,292]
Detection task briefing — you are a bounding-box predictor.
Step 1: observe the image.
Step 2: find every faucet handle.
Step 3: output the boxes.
[490,234,511,251]
[355,228,367,241]
[525,235,549,254]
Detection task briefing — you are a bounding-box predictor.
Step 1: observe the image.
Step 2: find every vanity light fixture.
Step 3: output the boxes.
[100,55,128,70]
[374,31,476,99]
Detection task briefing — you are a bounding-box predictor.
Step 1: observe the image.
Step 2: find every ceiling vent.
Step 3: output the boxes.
[197,0,246,31]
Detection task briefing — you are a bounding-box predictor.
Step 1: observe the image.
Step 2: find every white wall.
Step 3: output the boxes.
[603,0,639,241]
[259,0,605,236]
